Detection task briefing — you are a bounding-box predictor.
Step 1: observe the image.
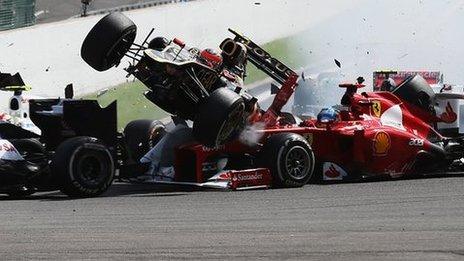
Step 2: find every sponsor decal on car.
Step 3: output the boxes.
[229,168,272,190]
[371,100,382,117]
[408,138,424,147]
[322,162,347,180]
[201,145,225,152]
[232,172,263,182]
[439,102,457,123]
[208,172,231,181]
[197,69,218,91]
[372,131,391,156]
[0,139,23,161]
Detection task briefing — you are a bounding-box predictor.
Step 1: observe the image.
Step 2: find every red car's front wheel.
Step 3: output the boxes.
[258,133,315,188]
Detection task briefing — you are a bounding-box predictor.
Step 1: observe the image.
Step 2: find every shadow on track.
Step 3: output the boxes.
[0,182,203,201]
[102,182,200,198]
[1,173,463,201]
[316,172,464,185]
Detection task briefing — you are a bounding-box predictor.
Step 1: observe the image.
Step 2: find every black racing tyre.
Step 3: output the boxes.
[123,120,166,162]
[258,133,315,188]
[81,12,137,71]
[51,137,115,198]
[193,88,246,147]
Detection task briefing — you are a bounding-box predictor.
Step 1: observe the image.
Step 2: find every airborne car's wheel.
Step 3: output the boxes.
[193,88,246,147]
[259,133,315,188]
[52,137,115,198]
[81,12,137,71]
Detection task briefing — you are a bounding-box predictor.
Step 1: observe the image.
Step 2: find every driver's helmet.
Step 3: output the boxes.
[198,48,223,70]
[149,121,167,146]
[317,107,340,123]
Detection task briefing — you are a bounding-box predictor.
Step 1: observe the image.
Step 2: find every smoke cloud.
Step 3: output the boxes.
[239,122,266,146]
[292,0,464,88]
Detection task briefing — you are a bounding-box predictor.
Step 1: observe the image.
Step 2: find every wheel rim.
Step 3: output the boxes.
[284,146,311,180]
[105,28,136,68]
[216,102,245,145]
[76,153,108,186]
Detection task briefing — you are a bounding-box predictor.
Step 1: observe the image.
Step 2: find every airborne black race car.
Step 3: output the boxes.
[80,12,260,147]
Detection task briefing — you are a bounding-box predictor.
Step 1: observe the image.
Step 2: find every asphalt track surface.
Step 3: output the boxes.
[1,50,462,261]
[0,76,463,261]
[0,174,463,260]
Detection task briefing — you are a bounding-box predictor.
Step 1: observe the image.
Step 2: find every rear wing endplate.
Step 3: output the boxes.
[0,72,30,92]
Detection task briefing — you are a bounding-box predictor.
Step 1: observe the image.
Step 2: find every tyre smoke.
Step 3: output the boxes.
[238,122,266,146]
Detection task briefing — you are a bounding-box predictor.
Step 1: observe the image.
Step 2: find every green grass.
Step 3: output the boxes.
[84,34,304,130]
[84,81,167,130]
[244,36,304,84]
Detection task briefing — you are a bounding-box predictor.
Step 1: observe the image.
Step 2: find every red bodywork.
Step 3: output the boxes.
[169,32,452,188]
[173,71,448,187]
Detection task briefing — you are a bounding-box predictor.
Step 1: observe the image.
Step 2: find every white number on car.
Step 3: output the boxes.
[408,138,424,147]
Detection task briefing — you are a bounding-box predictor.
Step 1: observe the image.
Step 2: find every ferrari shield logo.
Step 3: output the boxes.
[372,101,381,117]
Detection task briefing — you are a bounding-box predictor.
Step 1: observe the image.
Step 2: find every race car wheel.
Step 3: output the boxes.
[258,133,315,188]
[193,88,246,147]
[124,120,166,162]
[81,12,137,71]
[52,137,114,198]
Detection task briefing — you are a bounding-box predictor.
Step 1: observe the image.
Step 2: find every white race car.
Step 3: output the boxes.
[0,72,42,135]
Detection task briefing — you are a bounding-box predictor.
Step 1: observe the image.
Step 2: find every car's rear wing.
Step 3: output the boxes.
[0,72,30,93]
[225,29,297,84]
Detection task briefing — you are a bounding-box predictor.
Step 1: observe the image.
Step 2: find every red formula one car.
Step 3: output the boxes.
[124,32,464,189]
[81,14,464,190]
